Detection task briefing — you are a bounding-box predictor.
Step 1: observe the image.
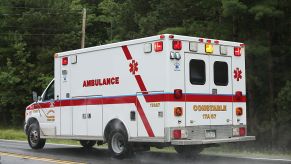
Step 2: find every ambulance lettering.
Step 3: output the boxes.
[82,76,120,87]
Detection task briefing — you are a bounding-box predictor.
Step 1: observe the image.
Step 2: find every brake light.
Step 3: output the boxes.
[154,41,163,52]
[62,57,68,65]
[173,130,181,139]
[205,43,213,53]
[235,91,242,101]
[236,107,243,116]
[234,47,241,56]
[174,89,183,99]
[173,40,182,50]
[174,107,183,116]
[239,127,246,136]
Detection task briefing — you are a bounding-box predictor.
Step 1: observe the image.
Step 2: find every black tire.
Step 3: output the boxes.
[80,140,96,149]
[174,145,203,157]
[27,123,46,149]
[108,129,133,159]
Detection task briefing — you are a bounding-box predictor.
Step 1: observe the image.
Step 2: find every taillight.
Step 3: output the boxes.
[236,107,243,116]
[234,47,241,56]
[239,127,246,136]
[62,57,68,65]
[154,41,163,52]
[174,89,182,99]
[173,129,181,139]
[233,127,246,137]
[174,107,183,116]
[173,40,182,50]
[235,91,242,101]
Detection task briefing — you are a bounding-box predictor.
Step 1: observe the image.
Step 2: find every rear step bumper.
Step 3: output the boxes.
[171,136,255,145]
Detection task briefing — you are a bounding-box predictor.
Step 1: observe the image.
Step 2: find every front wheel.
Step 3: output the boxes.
[174,145,203,157]
[108,129,132,159]
[80,140,96,149]
[27,123,46,149]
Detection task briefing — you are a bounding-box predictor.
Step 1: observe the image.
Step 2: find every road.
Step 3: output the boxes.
[0,139,290,164]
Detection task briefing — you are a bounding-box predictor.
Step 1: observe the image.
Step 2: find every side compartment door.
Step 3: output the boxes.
[209,56,233,125]
[185,53,210,126]
[60,59,72,136]
[72,97,87,136]
[87,96,103,136]
[136,91,164,137]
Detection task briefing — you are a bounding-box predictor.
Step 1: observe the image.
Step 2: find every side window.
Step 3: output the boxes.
[190,59,206,85]
[43,82,54,101]
[214,61,228,86]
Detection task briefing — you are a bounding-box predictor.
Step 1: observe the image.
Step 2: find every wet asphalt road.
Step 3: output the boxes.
[0,139,290,164]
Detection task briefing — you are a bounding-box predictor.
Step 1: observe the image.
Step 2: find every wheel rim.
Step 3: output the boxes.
[29,129,39,144]
[111,133,125,154]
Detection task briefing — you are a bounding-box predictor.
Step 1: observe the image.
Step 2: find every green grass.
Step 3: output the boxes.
[0,127,79,145]
[0,127,290,160]
[0,128,27,140]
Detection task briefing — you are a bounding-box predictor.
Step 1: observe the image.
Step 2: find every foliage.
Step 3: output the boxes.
[0,0,290,151]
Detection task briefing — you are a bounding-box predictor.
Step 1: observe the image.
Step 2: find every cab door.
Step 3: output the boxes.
[209,56,233,125]
[185,53,210,126]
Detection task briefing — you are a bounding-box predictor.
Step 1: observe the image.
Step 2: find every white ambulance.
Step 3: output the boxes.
[24,34,255,158]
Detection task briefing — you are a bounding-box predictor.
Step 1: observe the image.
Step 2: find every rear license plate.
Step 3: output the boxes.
[205,130,216,139]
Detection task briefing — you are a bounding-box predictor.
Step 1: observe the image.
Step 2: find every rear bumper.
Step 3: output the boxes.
[171,136,255,145]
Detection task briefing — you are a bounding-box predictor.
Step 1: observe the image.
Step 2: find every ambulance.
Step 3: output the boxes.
[24,34,255,158]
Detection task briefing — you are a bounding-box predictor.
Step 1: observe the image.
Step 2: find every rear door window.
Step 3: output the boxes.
[213,61,228,86]
[189,59,206,85]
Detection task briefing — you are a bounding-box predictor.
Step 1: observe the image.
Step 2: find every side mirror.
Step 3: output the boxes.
[38,96,42,101]
[32,91,38,102]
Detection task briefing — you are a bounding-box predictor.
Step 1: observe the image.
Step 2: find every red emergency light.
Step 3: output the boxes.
[235,91,242,101]
[174,89,183,99]
[154,41,163,52]
[62,57,68,65]
[172,40,182,50]
[234,47,241,56]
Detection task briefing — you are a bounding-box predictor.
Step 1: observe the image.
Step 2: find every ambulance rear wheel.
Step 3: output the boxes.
[174,146,202,157]
[27,123,46,149]
[108,129,132,159]
[80,140,96,149]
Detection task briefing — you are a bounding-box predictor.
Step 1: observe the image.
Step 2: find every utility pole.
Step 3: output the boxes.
[81,8,86,48]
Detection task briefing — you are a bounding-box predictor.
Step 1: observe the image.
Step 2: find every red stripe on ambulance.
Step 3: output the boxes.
[121,45,155,137]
